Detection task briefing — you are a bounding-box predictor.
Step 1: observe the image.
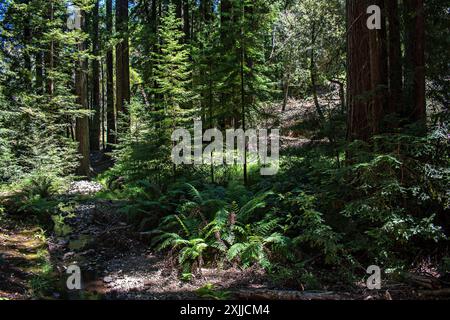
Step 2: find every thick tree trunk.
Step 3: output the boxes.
[90,0,101,151]
[75,10,91,177]
[346,0,387,141]
[115,0,130,118]
[368,0,388,133]
[106,0,116,151]
[386,0,403,114]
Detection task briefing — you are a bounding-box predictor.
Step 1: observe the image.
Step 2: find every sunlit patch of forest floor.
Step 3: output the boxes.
[0,225,51,299]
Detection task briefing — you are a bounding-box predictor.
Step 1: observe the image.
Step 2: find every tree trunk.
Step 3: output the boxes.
[282,73,290,112]
[106,0,116,151]
[386,0,403,115]
[101,60,106,151]
[368,0,388,133]
[346,0,387,141]
[75,10,91,177]
[310,21,325,120]
[115,0,130,119]
[90,0,101,151]
[45,1,54,96]
[201,0,212,22]
[23,1,32,87]
[240,3,247,186]
[175,0,182,19]
[405,0,426,122]
[329,79,346,114]
[219,0,232,130]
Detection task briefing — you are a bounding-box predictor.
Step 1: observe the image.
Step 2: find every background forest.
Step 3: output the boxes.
[0,0,449,300]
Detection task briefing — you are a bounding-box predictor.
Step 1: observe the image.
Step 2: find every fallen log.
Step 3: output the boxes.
[232,289,341,300]
[404,273,441,290]
[418,288,450,297]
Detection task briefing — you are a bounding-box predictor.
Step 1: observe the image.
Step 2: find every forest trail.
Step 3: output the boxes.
[0,227,48,299]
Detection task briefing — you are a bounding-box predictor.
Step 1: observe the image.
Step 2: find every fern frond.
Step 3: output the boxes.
[185,183,204,204]
[227,243,247,261]
[238,191,273,223]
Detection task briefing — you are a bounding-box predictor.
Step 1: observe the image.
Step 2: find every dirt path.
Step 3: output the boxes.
[0,227,49,299]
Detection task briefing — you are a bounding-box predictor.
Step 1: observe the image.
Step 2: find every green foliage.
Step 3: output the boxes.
[281,191,342,264]
[1,171,75,228]
[1,0,448,294]
[280,117,449,267]
[143,178,349,284]
[29,260,55,298]
[152,5,194,114]
[341,125,449,262]
[111,6,196,187]
[273,0,346,94]
[0,0,81,201]
[51,202,75,236]
[196,283,231,300]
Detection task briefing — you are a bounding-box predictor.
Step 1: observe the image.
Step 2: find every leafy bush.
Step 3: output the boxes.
[148,181,344,281]
[341,125,449,262]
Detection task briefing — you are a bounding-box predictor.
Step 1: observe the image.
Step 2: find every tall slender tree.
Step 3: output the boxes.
[106,0,116,150]
[90,0,101,151]
[115,0,131,119]
[45,0,54,96]
[75,8,91,177]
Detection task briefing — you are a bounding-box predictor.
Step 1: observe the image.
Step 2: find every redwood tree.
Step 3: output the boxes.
[386,0,403,115]
[346,0,387,141]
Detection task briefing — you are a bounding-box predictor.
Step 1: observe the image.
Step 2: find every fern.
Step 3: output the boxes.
[237,191,273,223]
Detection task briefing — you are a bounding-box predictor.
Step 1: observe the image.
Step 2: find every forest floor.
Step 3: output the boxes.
[0,182,335,300]
[1,96,447,300]
[2,180,444,300]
